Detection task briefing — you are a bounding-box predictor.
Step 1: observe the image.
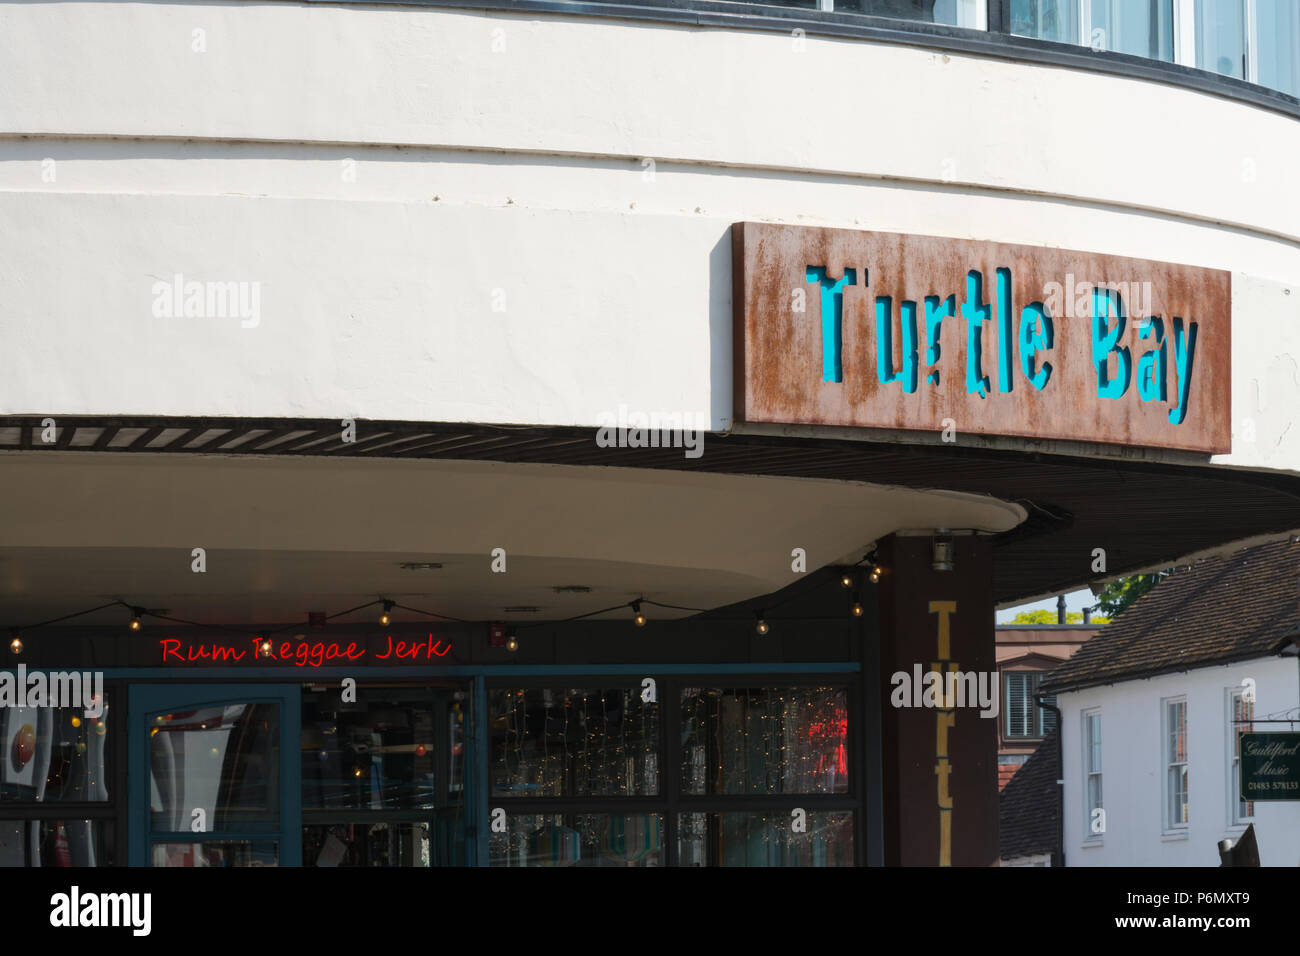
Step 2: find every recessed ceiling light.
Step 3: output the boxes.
[504,606,542,613]
[551,586,592,594]
[398,562,443,571]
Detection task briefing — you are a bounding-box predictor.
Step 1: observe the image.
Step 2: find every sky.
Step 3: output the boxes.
[995,587,1097,624]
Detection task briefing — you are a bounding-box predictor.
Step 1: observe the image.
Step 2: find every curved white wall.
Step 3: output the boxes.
[2,2,1299,472]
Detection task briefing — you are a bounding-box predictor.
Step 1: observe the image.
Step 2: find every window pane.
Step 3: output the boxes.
[678,811,855,866]
[303,822,430,867]
[1011,0,1081,44]
[0,700,110,803]
[1086,774,1103,813]
[1090,0,1174,61]
[1006,674,1028,737]
[1256,0,1300,96]
[834,0,981,27]
[490,688,660,798]
[681,686,849,795]
[0,819,114,866]
[302,686,463,810]
[151,840,278,867]
[1040,693,1057,736]
[1196,0,1246,79]
[489,813,663,867]
[149,702,278,832]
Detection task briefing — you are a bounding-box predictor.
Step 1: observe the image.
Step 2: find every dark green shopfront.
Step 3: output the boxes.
[0,569,878,867]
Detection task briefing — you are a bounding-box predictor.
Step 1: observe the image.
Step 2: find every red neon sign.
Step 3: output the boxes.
[159,634,453,667]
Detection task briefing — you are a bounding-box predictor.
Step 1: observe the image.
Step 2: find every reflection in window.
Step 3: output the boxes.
[1256,0,1300,96]
[304,823,430,867]
[302,687,464,810]
[0,819,113,867]
[678,811,854,866]
[1011,0,1080,45]
[1230,690,1254,823]
[0,702,109,803]
[149,703,278,832]
[1196,0,1246,79]
[834,0,983,28]
[1089,0,1174,61]
[490,813,663,867]
[681,686,849,794]
[151,840,278,867]
[490,688,660,798]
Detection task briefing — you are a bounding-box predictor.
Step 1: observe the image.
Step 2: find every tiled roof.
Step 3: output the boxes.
[999,732,1059,863]
[1040,538,1300,695]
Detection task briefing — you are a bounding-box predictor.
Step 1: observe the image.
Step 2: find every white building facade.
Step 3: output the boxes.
[1058,655,1300,866]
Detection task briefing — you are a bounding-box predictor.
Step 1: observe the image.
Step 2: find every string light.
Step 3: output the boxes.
[850,592,864,617]
[506,628,519,653]
[8,630,21,655]
[257,633,273,658]
[631,600,646,627]
[128,607,144,632]
[755,611,769,636]
[379,600,394,626]
[839,571,854,589]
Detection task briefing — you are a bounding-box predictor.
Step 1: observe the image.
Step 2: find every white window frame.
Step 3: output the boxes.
[1226,687,1255,826]
[1082,708,1103,842]
[1004,671,1050,739]
[1162,696,1190,832]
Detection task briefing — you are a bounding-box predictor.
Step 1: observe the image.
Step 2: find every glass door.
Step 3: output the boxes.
[128,684,300,866]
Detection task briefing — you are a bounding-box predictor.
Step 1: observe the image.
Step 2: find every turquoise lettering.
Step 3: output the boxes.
[996,267,1014,393]
[1092,288,1131,399]
[1017,303,1053,390]
[875,296,919,393]
[961,270,991,398]
[1136,317,1167,403]
[1169,316,1198,425]
[805,266,857,383]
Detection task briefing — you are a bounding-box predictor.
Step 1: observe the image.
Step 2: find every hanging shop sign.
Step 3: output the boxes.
[159,634,455,667]
[732,222,1231,453]
[1239,732,1300,801]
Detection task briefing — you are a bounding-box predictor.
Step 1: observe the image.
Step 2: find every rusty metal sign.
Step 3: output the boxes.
[732,222,1231,453]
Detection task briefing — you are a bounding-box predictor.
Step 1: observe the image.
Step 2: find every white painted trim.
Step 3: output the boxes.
[1175,0,1198,67]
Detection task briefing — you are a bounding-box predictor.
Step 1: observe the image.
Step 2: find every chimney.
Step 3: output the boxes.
[1056,594,1066,624]
[1083,606,1091,625]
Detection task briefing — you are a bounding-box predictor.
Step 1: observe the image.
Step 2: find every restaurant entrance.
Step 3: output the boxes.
[129,683,301,867]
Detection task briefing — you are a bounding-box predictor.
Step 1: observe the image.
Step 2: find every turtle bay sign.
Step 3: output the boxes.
[732,223,1231,453]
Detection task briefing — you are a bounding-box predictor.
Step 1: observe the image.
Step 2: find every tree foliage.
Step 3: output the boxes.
[1005,609,1110,625]
[1094,572,1169,619]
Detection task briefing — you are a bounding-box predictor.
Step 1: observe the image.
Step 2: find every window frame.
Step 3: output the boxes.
[1162,696,1190,832]
[1003,670,1053,740]
[298,679,472,867]
[482,673,863,866]
[0,677,124,867]
[1081,707,1103,843]
[1226,686,1255,826]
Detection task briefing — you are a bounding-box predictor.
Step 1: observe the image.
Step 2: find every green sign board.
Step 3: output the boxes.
[1240,732,1300,801]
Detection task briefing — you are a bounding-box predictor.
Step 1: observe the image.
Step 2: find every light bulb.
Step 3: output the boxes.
[755,611,769,636]
[631,601,646,627]
[380,600,394,626]
[850,592,863,617]
[8,635,21,654]
[129,617,141,632]
[507,635,519,652]
[839,572,853,589]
